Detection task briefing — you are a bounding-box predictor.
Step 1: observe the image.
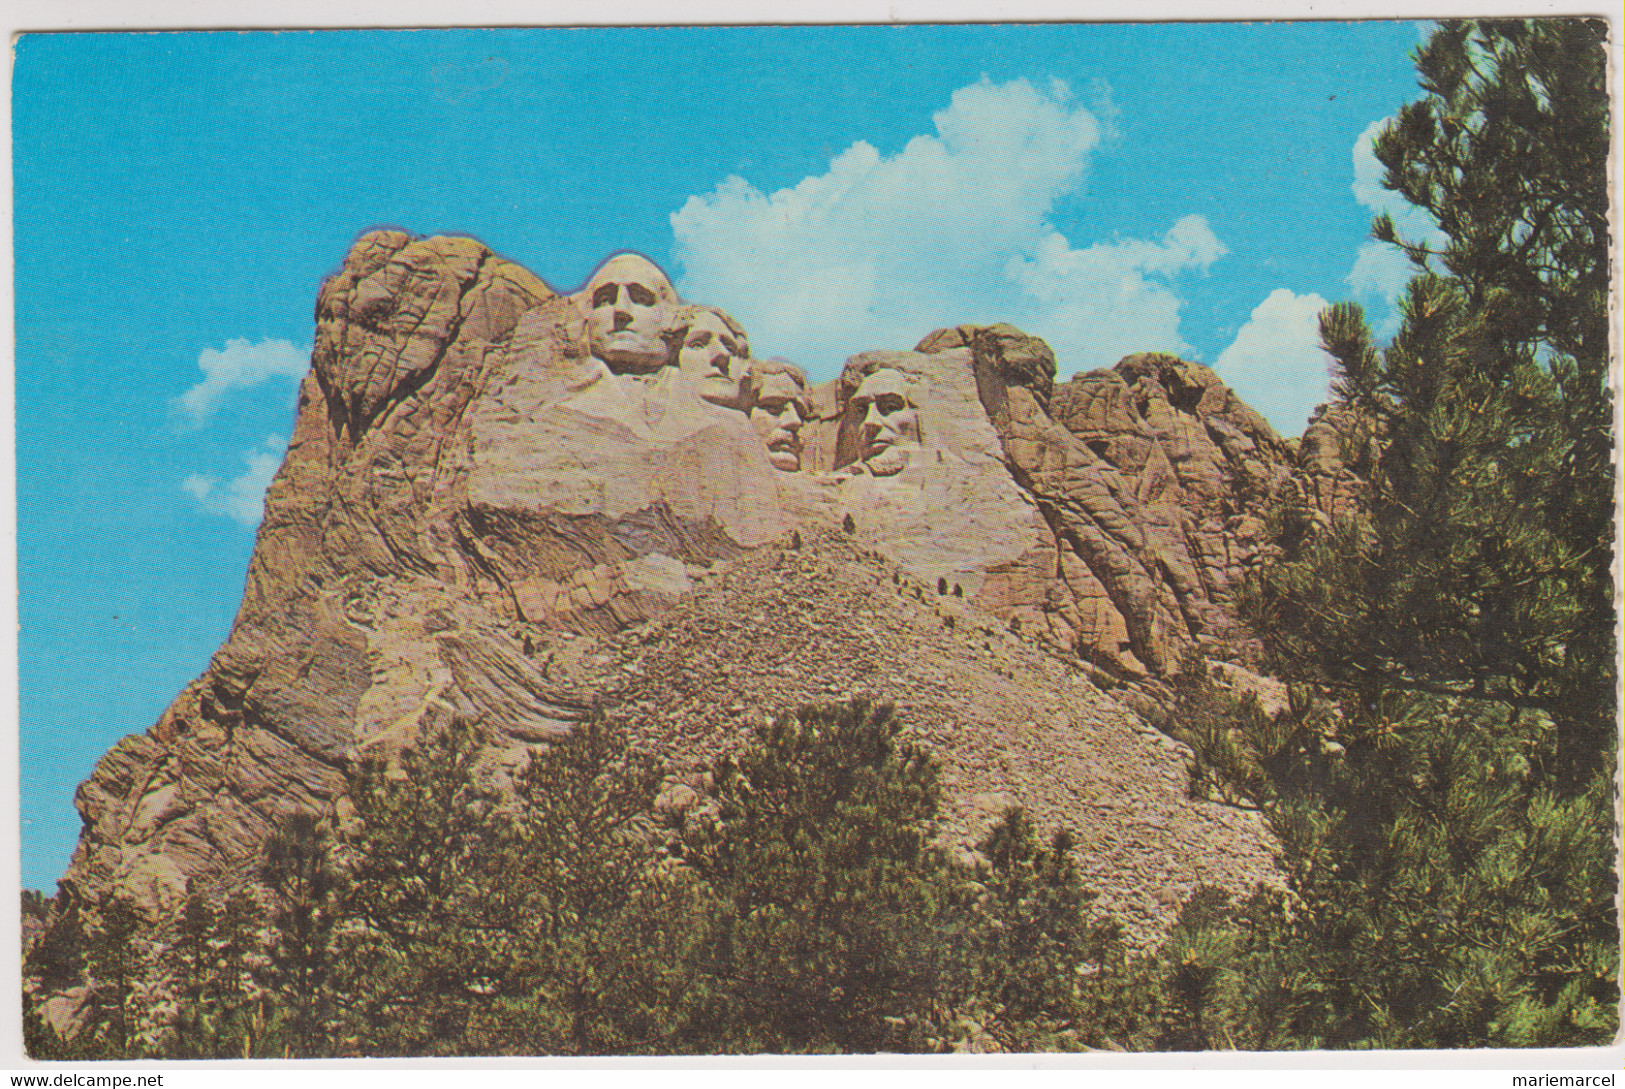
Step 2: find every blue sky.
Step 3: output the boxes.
[15,23,1432,891]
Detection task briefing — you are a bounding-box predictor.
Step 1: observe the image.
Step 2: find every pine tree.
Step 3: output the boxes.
[100,702,1133,1057]
[671,701,971,1053]
[26,889,89,993]
[159,893,218,1058]
[329,715,687,1056]
[964,808,1123,1051]
[145,888,268,1059]
[329,719,514,1056]
[75,896,150,1057]
[22,890,96,1059]
[1159,668,1618,1048]
[497,715,694,1055]
[1257,18,1614,782]
[259,811,344,1057]
[207,889,270,1058]
[1217,22,1618,1045]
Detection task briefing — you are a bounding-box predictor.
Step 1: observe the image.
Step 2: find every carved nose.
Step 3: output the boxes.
[613,310,633,331]
[863,404,886,431]
[784,405,804,430]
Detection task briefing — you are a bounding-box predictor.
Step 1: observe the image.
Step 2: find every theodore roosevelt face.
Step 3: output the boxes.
[749,371,809,472]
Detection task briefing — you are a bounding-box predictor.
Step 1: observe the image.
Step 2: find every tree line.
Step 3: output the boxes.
[27,702,1159,1057]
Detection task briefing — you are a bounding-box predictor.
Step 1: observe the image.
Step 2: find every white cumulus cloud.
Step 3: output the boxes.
[1346,241,1417,330]
[1004,216,1226,370]
[174,337,308,426]
[1213,118,1453,435]
[671,77,1223,381]
[1214,289,1334,435]
[182,434,287,526]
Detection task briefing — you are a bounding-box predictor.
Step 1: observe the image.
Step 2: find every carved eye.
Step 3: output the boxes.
[876,394,907,414]
[686,331,712,350]
[591,284,618,309]
[627,283,658,307]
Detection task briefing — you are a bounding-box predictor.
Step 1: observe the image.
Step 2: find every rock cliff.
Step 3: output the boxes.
[56,230,1347,944]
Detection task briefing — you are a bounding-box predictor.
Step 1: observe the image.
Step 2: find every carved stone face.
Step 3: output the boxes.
[750,373,808,472]
[677,310,749,410]
[851,369,921,477]
[585,254,675,373]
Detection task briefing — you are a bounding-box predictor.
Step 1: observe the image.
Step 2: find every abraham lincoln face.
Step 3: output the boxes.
[850,368,921,477]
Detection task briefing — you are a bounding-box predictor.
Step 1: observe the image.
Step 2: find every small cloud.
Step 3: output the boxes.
[1346,241,1414,337]
[174,338,307,427]
[182,434,286,526]
[1351,118,1442,246]
[1214,288,1334,436]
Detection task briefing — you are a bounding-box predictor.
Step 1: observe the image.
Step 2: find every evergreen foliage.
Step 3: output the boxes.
[498,716,700,1055]
[671,701,970,1052]
[1163,20,1618,1049]
[74,896,152,1057]
[22,702,1125,1058]
[257,812,346,1056]
[963,809,1123,1051]
[329,720,515,1056]
[160,894,219,1058]
[1160,671,1618,1048]
[1256,17,1614,781]
[28,890,89,993]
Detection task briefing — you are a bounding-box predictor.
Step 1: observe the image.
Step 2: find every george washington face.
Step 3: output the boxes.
[585,254,676,374]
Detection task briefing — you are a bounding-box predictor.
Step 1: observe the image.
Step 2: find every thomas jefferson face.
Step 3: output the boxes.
[585,254,675,374]
[851,369,921,477]
[677,310,749,410]
[749,373,808,472]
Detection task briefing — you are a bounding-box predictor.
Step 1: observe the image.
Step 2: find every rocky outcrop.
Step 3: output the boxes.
[1286,402,1370,524]
[56,231,1307,943]
[915,330,1294,675]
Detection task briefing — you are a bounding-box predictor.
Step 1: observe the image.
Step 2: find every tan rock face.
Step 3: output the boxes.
[745,359,811,472]
[912,331,1298,675]
[1288,402,1370,523]
[58,232,1311,942]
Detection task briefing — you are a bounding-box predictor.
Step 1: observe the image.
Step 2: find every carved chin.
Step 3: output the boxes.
[864,445,910,477]
[698,377,744,409]
[596,338,666,373]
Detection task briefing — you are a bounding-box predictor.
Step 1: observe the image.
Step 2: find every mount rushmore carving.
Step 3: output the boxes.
[55,229,1361,941]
